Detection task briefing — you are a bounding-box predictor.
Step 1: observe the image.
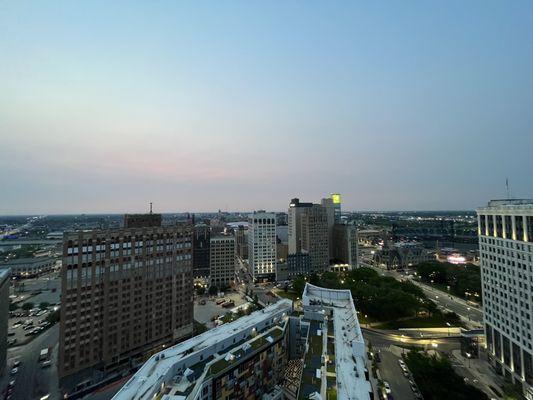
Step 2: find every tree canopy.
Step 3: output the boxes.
[405,351,488,400]
[415,261,482,302]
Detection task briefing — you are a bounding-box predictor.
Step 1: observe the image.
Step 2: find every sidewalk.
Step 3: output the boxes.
[451,349,503,399]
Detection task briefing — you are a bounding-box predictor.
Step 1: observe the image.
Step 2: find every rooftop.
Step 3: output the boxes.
[302,284,371,400]
[113,299,292,400]
[0,268,10,284]
[478,199,533,212]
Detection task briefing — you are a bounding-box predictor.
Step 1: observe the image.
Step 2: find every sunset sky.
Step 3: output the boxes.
[1,1,533,214]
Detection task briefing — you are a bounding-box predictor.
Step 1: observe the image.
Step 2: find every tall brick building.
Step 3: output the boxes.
[58,214,193,391]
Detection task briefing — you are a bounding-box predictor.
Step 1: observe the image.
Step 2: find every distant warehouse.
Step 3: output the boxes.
[0,257,56,278]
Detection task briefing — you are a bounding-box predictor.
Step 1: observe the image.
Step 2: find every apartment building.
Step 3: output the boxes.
[58,214,194,394]
[112,300,292,400]
[477,199,533,399]
[209,235,235,289]
[248,212,277,281]
[112,284,373,400]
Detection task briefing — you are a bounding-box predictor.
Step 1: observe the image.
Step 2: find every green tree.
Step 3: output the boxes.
[39,302,50,310]
[208,286,218,296]
[193,320,208,335]
[9,302,18,311]
[46,308,60,324]
[292,276,306,297]
[405,351,488,400]
[196,286,206,296]
[21,302,34,311]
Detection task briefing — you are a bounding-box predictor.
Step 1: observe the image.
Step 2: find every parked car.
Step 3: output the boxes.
[10,367,18,375]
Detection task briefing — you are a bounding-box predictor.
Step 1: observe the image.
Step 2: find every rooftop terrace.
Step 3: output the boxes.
[301,284,371,400]
[113,299,292,400]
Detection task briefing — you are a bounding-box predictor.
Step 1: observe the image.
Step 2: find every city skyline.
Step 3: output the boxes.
[2,1,533,214]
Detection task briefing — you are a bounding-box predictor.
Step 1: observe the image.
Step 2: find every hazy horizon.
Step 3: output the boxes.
[1,1,533,214]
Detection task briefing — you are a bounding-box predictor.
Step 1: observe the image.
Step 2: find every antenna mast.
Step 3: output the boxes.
[506,179,511,199]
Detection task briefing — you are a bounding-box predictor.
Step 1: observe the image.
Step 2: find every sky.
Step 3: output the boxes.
[1,1,533,214]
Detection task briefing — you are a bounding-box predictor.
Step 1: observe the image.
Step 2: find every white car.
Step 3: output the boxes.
[383,381,391,394]
[10,367,18,375]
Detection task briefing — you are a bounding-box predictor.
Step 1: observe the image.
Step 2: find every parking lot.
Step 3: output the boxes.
[1,324,60,400]
[194,291,248,327]
[8,307,55,348]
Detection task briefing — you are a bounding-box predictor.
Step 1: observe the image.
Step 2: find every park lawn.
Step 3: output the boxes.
[374,314,464,330]
[273,289,299,301]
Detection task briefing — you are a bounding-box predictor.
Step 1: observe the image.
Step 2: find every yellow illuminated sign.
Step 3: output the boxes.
[331,193,341,204]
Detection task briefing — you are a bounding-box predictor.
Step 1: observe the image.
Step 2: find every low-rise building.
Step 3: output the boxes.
[0,256,56,278]
[373,242,433,269]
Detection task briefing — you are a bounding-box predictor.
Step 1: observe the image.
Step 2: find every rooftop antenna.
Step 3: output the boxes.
[149,202,153,214]
[506,178,511,199]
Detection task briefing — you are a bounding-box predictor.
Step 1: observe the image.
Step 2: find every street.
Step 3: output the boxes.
[361,262,483,328]
[364,328,462,400]
[1,324,60,400]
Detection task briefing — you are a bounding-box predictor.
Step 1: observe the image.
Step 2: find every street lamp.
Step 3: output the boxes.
[465,352,471,368]
[446,322,451,336]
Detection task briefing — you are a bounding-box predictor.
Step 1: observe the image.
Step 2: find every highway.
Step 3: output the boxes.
[361,262,483,328]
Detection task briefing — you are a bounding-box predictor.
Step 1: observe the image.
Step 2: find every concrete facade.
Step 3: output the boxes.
[477,199,533,400]
[248,212,277,281]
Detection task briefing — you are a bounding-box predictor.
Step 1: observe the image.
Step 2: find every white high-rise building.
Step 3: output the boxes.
[248,211,277,281]
[477,199,533,399]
